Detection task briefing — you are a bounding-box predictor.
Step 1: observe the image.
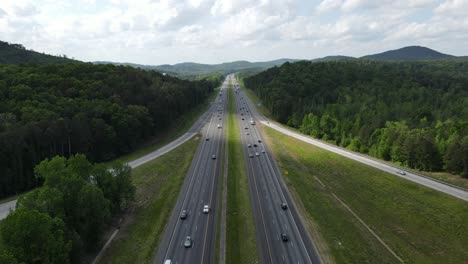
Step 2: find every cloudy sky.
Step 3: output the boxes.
[0,0,467,64]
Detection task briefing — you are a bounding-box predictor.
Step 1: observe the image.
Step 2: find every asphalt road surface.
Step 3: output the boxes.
[238,79,468,202]
[232,78,322,264]
[154,76,228,264]
[0,200,16,220]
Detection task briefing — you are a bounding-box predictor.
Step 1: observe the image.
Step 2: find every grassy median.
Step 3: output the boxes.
[98,135,200,264]
[226,81,259,264]
[262,126,468,264]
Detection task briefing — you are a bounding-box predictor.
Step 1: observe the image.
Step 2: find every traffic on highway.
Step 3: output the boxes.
[232,77,321,264]
[154,77,229,264]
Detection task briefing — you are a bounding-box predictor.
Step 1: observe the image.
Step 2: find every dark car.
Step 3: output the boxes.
[281,233,289,242]
[253,144,257,147]
[206,138,209,141]
[180,210,187,220]
[258,140,262,143]
[281,203,288,210]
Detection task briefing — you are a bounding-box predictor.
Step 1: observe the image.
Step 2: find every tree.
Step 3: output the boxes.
[1,208,71,264]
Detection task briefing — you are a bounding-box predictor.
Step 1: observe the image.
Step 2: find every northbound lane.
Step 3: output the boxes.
[232,78,322,264]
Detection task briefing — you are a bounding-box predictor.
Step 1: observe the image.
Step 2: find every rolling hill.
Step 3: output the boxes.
[0,40,78,64]
[362,46,455,61]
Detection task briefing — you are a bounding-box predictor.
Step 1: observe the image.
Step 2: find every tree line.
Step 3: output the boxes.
[0,63,220,198]
[244,60,468,177]
[0,154,135,263]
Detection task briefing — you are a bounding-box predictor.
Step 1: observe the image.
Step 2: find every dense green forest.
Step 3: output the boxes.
[0,41,77,65]
[1,155,135,263]
[244,60,468,177]
[0,63,219,198]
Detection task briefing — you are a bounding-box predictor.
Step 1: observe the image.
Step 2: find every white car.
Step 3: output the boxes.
[203,205,209,214]
[397,170,406,175]
[217,124,222,128]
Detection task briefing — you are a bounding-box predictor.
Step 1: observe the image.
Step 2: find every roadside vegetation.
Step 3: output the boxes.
[226,81,259,264]
[262,125,468,263]
[0,63,219,200]
[0,154,135,263]
[98,136,199,264]
[244,60,468,179]
[240,72,467,189]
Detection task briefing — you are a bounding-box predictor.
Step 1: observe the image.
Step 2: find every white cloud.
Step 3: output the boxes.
[0,0,465,64]
[434,0,468,16]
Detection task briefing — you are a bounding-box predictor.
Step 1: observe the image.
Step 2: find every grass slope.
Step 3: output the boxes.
[226,80,259,264]
[262,126,468,264]
[98,136,200,263]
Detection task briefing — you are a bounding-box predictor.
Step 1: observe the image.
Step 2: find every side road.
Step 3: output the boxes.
[262,120,468,202]
[0,100,216,221]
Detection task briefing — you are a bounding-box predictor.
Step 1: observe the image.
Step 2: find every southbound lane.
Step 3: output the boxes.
[154,77,228,264]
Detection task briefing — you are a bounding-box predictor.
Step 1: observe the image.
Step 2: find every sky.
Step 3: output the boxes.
[0,0,467,64]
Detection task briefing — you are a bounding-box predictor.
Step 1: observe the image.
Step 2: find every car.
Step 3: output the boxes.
[217,124,222,128]
[249,153,254,158]
[281,233,289,242]
[245,127,248,129]
[206,138,209,141]
[212,154,216,159]
[397,170,406,175]
[219,118,222,120]
[281,203,288,210]
[203,205,209,213]
[253,144,257,147]
[261,149,265,153]
[180,210,187,220]
[184,236,192,248]
[246,133,250,135]
[247,144,251,148]
[255,152,259,156]
[164,260,172,264]
[241,113,243,116]
[241,118,244,120]
[258,140,262,143]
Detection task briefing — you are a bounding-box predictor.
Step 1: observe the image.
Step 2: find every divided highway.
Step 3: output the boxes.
[232,78,322,264]
[154,77,228,264]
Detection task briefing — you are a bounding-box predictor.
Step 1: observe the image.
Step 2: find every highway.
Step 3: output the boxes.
[154,76,228,264]
[238,80,468,202]
[232,78,322,263]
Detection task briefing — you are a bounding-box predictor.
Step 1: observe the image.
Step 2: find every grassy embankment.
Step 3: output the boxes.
[262,125,468,263]
[226,80,259,264]
[237,76,467,189]
[98,135,200,263]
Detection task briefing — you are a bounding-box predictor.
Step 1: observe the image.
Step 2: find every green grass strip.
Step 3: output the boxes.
[98,136,200,264]
[263,126,468,264]
[226,79,259,264]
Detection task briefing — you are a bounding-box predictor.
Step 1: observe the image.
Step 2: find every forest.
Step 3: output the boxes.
[0,63,220,198]
[244,60,468,177]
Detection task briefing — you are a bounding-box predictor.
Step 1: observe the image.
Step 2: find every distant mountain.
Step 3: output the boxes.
[94,58,301,76]
[0,41,78,64]
[311,55,355,62]
[362,46,455,61]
